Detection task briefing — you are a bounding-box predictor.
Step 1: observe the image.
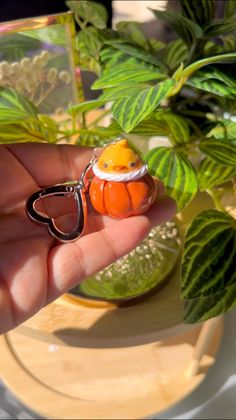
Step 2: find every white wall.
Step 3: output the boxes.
[112,0,168,26]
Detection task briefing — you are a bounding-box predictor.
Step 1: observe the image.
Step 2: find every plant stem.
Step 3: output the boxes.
[207,188,226,212]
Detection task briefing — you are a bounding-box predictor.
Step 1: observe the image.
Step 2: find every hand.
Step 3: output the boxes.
[0,143,176,333]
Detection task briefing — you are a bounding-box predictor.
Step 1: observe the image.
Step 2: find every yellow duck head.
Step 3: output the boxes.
[97,139,143,173]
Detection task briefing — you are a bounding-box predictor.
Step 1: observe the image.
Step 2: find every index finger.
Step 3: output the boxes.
[6,143,93,187]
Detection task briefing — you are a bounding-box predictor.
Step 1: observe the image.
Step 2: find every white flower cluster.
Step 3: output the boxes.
[0,50,72,106]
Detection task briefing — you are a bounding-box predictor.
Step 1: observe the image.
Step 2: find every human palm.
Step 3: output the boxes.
[0,143,176,333]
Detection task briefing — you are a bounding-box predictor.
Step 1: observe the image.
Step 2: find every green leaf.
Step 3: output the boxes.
[155,112,190,144]
[111,79,174,133]
[92,63,166,89]
[0,88,38,123]
[76,27,103,60]
[171,52,236,95]
[99,44,158,70]
[198,157,236,190]
[68,100,106,115]
[207,119,236,142]
[204,18,236,38]
[0,121,54,144]
[21,25,67,47]
[38,114,59,143]
[148,39,165,53]
[200,139,236,166]
[66,0,108,28]
[203,40,222,55]
[100,45,136,67]
[76,125,120,147]
[224,0,236,18]
[116,21,148,48]
[187,75,236,97]
[188,67,236,87]
[107,116,169,137]
[222,35,236,52]
[104,40,162,67]
[163,39,188,70]
[131,117,169,136]
[0,124,31,143]
[108,112,189,140]
[150,9,203,46]
[181,0,215,25]
[0,33,42,61]
[182,52,236,80]
[99,84,146,101]
[145,147,198,211]
[181,210,236,322]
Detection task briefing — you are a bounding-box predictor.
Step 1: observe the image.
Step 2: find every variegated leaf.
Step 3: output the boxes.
[171,52,236,95]
[111,79,174,133]
[107,117,168,137]
[156,112,190,144]
[181,210,236,322]
[68,100,106,115]
[207,119,236,143]
[222,36,236,52]
[182,52,236,80]
[76,125,120,147]
[92,63,166,89]
[188,66,235,87]
[224,0,236,18]
[198,157,236,190]
[66,0,107,28]
[0,124,34,143]
[150,9,203,46]
[148,38,165,53]
[99,84,146,101]
[100,45,141,68]
[163,39,188,70]
[181,0,215,25]
[104,40,162,66]
[76,27,103,60]
[187,76,236,97]
[0,88,38,123]
[200,139,236,166]
[204,18,236,38]
[116,21,148,48]
[145,147,198,211]
[203,40,222,55]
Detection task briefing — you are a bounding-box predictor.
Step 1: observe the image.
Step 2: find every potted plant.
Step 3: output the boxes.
[0,0,235,323]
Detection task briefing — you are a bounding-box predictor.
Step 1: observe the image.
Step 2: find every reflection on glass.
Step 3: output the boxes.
[0,12,82,114]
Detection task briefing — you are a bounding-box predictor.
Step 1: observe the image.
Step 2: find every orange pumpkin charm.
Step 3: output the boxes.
[89,139,157,219]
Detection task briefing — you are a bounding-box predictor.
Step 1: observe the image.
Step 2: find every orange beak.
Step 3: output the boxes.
[113,165,127,171]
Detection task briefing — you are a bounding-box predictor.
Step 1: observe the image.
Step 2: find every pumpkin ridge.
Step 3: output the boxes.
[101,179,107,214]
[125,181,133,215]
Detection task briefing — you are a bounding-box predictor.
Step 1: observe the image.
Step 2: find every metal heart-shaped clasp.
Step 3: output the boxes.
[26,183,87,242]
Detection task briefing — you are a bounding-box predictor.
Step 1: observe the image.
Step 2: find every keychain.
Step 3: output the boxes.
[26,138,157,242]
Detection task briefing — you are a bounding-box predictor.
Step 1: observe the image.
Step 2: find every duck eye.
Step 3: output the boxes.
[129,161,136,168]
[103,162,108,168]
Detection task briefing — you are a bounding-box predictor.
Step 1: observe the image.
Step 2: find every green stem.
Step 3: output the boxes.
[207,188,226,212]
